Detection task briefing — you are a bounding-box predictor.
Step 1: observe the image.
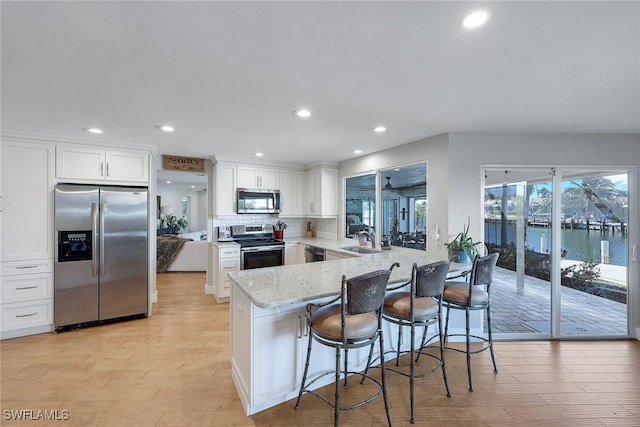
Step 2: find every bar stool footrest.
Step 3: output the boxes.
[297,370,384,411]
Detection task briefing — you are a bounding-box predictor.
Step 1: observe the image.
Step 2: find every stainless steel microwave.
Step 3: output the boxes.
[237,188,280,214]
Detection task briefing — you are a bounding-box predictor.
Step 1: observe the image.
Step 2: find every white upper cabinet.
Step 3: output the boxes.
[237,165,279,189]
[56,145,149,183]
[212,162,237,216]
[0,141,54,262]
[306,166,338,218]
[279,170,306,217]
[104,150,149,182]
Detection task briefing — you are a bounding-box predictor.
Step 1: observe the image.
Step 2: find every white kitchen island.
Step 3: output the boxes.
[228,239,464,416]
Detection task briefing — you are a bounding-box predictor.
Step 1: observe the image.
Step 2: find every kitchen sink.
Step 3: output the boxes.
[340,246,383,254]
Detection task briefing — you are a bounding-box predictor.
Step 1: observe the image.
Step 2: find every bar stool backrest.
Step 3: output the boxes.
[346,269,391,315]
[470,253,499,287]
[414,260,450,298]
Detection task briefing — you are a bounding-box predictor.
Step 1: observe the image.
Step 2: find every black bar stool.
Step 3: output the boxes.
[294,263,399,427]
[369,260,451,424]
[443,252,499,391]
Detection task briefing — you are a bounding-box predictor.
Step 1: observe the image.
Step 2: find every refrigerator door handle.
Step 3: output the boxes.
[99,203,106,277]
[91,202,99,277]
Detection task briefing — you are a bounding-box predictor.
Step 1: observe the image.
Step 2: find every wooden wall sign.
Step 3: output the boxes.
[162,155,205,173]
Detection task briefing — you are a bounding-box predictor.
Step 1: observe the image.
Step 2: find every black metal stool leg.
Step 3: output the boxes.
[343,348,349,387]
[334,346,341,427]
[396,323,402,366]
[466,308,473,392]
[295,329,314,409]
[415,325,428,362]
[444,305,451,346]
[360,342,375,384]
[438,312,451,397]
[487,303,498,373]
[409,321,415,423]
[378,328,393,427]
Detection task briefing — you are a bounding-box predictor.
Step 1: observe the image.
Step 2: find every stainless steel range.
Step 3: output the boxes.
[226,224,285,270]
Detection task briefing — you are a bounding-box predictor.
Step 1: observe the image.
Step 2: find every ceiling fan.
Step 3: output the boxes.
[384,177,393,190]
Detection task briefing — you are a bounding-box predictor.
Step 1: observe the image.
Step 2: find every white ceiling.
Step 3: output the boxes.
[2,1,639,167]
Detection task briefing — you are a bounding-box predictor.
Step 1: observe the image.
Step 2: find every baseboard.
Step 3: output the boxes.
[1,324,54,340]
[204,284,214,295]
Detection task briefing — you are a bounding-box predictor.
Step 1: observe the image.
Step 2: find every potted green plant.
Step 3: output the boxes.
[445,218,482,263]
[165,213,188,234]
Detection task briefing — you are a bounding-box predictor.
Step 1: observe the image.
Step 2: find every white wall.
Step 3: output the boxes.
[447,132,640,242]
[157,185,207,232]
[196,190,208,231]
[447,132,640,337]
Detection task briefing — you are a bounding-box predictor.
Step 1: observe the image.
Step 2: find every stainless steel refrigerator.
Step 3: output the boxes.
[54,184,148,330]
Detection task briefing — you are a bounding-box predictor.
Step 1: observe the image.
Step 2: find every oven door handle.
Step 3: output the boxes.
[241,246,284,252]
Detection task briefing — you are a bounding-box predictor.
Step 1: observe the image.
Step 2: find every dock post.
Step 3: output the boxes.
[601,240,610,264]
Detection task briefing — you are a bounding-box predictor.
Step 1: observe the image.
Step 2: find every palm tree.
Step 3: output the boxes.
[563,177,624,221]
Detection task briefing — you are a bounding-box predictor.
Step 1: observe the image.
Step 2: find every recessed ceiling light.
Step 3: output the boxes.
[85,127,103,134]
[373,126,387,133]
[463,11,489,29]
[353,149,363,154]
[254,152,264,157]
[293,109,312,118]
[157,125,175,132]
[166,181,171,184]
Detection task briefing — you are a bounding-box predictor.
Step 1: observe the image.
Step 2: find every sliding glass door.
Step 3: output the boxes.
[558,170,628,336]
[484,167,630,339]
[484,169,554,337]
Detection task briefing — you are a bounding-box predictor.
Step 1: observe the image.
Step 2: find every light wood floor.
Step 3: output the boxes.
[1,272,639,426]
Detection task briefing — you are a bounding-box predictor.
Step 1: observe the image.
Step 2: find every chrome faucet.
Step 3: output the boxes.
[360,231,376,249]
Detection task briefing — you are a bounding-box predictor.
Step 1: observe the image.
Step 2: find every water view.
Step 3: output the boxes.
[484,223,628,266]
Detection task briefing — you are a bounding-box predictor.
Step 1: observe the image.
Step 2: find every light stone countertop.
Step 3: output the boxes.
[228,237,466,308]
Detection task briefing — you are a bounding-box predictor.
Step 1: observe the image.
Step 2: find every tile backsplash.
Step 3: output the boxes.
[211,216,337,240]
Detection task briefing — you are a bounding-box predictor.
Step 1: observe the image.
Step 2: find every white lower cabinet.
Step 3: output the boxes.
[0,298,53,332]
[231,284,378,416]
[253,309,305,403]
[212,244,240,302]
[0,271,54,338]
[284,243,301,265]
[0,272,53,304]
[0,139,55,339]
[232,286,331,415]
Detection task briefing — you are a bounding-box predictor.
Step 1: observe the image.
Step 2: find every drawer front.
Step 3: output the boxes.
[1,259,53,276]
[220,258,240,276]
[219,247,240,258]
[221,277,232,297]
[0,299,53,332]
[0,273,53,304]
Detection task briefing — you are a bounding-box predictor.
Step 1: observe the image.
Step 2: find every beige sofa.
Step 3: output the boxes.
[165,231,208,272]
